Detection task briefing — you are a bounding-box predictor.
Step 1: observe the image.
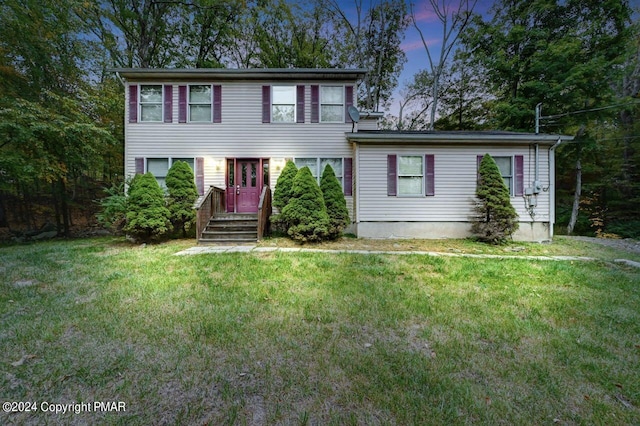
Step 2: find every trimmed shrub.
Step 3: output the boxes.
[273,160,298,210]
[320,164,350,239]
[281,167,330,242]
[123,172,172,243]
[166,160,198,237]
[471,153,519,244]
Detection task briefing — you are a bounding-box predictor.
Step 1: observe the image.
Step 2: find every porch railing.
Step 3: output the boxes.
[195,186,225,241]
[257,186,272,240]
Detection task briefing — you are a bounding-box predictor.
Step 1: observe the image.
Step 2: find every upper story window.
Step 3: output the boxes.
[189,85,212,122]
[320,86,344,122]
[139,85,163,122]
[272,86,296,123]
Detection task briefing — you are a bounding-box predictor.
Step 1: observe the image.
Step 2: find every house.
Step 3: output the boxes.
[114,68,573,242]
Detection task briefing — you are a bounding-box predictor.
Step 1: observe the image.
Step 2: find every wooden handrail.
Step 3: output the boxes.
[257,186,272,240]
[195,186,225,242]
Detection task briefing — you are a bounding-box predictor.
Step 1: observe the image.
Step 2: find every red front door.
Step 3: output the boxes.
[227,159,262,213]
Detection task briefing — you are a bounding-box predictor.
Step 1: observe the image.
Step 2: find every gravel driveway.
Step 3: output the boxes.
[568,236,640,255]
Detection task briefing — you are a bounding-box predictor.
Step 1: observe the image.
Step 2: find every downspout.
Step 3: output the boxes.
[548,138,564,238]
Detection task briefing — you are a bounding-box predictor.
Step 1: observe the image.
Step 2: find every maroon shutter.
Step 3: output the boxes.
[296,85,305,123]
[262,85,270,123]
[163,85,173,123]
[515,155,524,196]
[213,85,222,123]
[178,85,187,123]
[135,157,144,174]
[345,85,354,123]
[311,85,319,123]
[344,157,353,196]
[128,85,138,123]
[425,154,435,196]
[387,154,397,196]
[196,157,204,195]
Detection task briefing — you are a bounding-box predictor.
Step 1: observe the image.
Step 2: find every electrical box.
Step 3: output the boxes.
[525,187,535,196]
[528,195,537,208]
[533,181,542,194]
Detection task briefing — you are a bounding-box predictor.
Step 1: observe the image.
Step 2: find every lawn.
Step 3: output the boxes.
[1,237,639,425]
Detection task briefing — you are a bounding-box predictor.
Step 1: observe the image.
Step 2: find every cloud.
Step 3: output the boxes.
[401,37,441,52]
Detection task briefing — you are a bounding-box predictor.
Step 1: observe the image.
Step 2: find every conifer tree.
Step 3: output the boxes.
[166,160,198,237]
[471,154,519,244]
[281,167,330,242]
[123,172,172,243]
[273,160,298,210]
[320,164,350,239]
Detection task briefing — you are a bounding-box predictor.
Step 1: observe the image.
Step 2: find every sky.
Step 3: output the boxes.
[337,0,639,114]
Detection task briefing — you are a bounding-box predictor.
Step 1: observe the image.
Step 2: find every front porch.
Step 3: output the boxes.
[195,186,271,244]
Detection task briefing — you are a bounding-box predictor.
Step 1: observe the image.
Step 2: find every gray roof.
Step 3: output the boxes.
[112,68,367,82]
[347,130,574,145]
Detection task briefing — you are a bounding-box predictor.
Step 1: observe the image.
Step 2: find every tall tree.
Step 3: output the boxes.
[411,0,478,130]
[324,0,409,111]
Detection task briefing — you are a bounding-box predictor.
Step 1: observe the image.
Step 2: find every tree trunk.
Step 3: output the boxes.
[567,145,582,235]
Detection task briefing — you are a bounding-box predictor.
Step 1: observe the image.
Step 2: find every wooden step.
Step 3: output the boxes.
[199,213,259,243]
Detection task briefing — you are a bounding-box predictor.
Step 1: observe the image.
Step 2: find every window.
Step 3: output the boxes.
[493,156,513,194]
[146,157,195,189]
[139,85,163,122]
[320,86,344,122]
[272,86,296,122]
[295,157,344,187]
[398,156,423,196]
[189,85,212,122]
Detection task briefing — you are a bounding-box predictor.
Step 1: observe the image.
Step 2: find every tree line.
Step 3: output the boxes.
[1,0,638,238]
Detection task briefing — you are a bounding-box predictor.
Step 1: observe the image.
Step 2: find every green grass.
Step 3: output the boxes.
[1,237,639,425]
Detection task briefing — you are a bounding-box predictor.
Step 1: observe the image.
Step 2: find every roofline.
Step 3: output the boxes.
[111,68,368,81]
[346,131,574,145]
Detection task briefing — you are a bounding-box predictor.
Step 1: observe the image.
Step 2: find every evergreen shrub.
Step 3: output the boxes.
[273,160,298,210]
[123,172,172,243]
[166,160,198,237]
[471,154,519,244]
[281,167,330,242]
[320,164,350,239]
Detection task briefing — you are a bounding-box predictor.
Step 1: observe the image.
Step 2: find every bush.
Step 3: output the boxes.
[166,161,198,237]
[471,154,519,244]
[320,164,350,239]
[123,172,172,243]
[96,180,127,234]
[273,160,298,211]
[281,167,330,242]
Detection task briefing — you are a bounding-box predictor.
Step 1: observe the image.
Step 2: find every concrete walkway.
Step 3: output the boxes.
[175,245,599,262]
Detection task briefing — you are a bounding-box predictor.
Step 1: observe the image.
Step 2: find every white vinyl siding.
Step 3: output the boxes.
[356,145,549,223]
[124,80,356,218]
[139,85,163,122]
